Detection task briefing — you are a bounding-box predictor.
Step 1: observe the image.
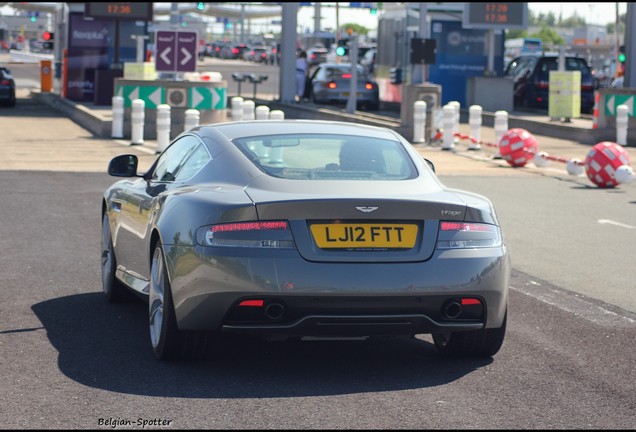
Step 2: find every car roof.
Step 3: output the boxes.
[196,120,398,141]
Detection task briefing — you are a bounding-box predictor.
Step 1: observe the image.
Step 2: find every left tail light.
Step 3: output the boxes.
[327,81,337,89]
[197,221,296,249]
[436,221,502,249]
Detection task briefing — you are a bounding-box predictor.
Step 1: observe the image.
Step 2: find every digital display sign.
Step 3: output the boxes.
[85,3,153,21]
[463,3,527,30]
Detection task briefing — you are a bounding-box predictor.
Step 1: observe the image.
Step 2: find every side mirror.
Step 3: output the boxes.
[108,154,139,177]
[424,158,436,173]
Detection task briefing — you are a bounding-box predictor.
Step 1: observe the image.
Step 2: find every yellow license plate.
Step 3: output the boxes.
[310,223,418,249]
[342,92,361,97]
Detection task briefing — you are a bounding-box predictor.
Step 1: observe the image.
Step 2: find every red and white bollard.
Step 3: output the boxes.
[592,91,599,129]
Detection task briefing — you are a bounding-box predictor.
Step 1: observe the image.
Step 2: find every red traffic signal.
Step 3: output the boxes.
[42,31,53,41]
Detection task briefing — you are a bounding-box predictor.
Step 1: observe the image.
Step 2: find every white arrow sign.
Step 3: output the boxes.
[606,95,615,115]
[160,47,172,65]
[128,86,139,103]
[192,88,204,108]
[180,47,192,65]
[149,88,162,107]
[624,96,634,116]
[212,88,220,108]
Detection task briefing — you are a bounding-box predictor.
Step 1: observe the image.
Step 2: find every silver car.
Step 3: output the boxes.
[309,63,380,110]
[102,120,510,360]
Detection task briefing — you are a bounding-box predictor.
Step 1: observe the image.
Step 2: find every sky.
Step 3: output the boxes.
[0,3,628,31]
[296,2,629,31]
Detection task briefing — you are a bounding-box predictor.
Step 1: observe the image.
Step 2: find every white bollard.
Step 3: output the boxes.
[493,110,508,159]
[442,104,455,151]
[156,104,171,153]
[413,101,427,144]
[231,97,244,121]
[184,109,200,132]
[269,110,285,120]
[131,99,145,145]
[255,105,270,120]
[616,104,629,146]
[449,101,460,144]
[267,111,285,162]
[468,105,482,150]
[111,96,124,139]
[243,100,255,121]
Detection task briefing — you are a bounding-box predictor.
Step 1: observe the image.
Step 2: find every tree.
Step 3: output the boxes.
[505,29,528,39]
[606,13,626,35]
[340,23,369,36]
[530,26,565,46]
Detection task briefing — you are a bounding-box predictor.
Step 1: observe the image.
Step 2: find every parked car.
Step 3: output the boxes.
[308,63,380,110]
[306,46,328,66]
[102,120,510,361]
[504,54,596,113]
[248,46,271,64]
[0,67,16,107]
[221,43,249,60]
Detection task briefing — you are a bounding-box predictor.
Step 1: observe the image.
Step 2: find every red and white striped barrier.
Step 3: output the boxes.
[443,129,634,188]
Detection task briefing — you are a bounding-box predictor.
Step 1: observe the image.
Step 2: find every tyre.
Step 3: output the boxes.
[149,242,213,360]
[432,310,507,358]
[101,213,132,302]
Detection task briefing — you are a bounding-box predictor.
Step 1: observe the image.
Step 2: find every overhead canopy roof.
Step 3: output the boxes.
[0,2,284,19]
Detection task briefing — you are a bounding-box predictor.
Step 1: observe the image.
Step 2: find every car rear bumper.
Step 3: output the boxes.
[168,245,510,335]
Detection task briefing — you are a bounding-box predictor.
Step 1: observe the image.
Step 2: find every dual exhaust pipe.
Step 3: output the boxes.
[442,300,463,320]
[264,301,285,321]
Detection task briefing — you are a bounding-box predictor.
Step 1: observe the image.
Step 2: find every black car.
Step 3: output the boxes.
[0,67,16,107]
[504,54,596,114]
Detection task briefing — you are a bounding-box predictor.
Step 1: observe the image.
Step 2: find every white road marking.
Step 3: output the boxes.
[598,219,635,229]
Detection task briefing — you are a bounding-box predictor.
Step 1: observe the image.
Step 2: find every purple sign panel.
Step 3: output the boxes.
[155,30,198,72]
[65,13,111,102]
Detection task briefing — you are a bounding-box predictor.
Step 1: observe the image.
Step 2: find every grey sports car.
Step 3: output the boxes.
[102,120,510,360]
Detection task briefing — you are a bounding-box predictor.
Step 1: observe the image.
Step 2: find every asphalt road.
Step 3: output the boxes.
[0,62,635,430]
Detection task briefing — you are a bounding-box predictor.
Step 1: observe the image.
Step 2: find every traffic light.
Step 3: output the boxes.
[196,2,205,11]
[370,8,377,15]
[42,31,53,41]
[389,67,402,85]
[336,39,348,57]
[618,45,626,63]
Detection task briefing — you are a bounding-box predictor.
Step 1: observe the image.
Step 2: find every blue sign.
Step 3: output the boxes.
[428,20,504,106]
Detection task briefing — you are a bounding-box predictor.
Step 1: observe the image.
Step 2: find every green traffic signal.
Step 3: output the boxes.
[197,2,205,11]
[30,16,36,22]
[336,46,346,56]
[370,8,377,15]
[618,53,626,63]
